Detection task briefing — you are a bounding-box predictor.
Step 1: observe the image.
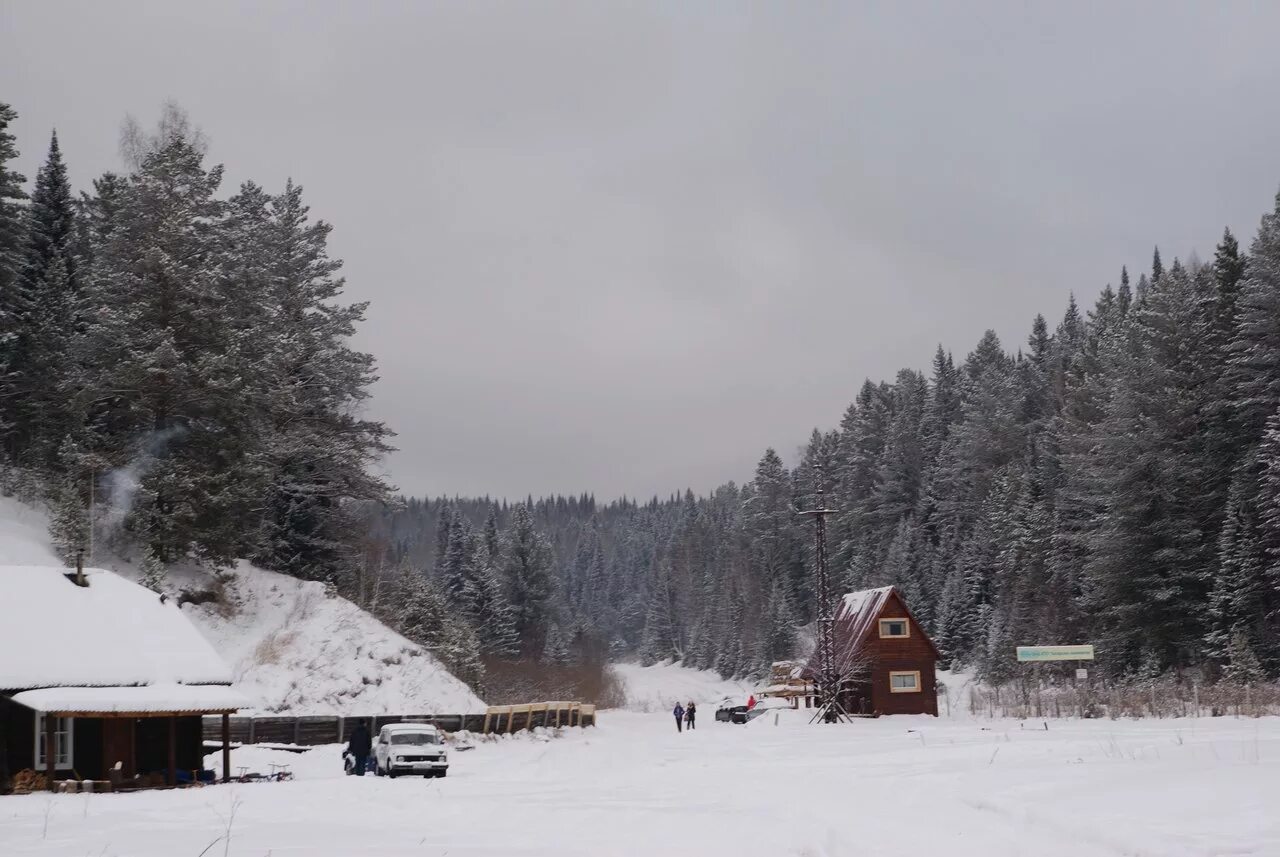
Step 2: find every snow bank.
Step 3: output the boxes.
[612,660,754,712]
[186,564,485,715]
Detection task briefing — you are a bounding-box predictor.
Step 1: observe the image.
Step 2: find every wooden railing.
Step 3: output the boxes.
[202,705,596,746]
[481,702,596,733]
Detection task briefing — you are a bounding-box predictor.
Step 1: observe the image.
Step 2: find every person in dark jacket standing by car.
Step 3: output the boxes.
[673,702,685,733]
[685,701,696,730]
[348,721,372,776]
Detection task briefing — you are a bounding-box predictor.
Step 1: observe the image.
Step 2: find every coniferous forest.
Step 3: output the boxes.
[3,102,1279,693]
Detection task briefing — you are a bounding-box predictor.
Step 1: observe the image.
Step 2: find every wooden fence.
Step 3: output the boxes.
[202,703,596,747]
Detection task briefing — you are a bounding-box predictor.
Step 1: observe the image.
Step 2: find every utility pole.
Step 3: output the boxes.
[800,474,849,724]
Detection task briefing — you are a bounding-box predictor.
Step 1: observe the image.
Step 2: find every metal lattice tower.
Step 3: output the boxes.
[800,478,847,723]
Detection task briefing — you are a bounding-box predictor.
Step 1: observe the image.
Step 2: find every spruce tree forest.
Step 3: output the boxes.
[3,102,1279,699]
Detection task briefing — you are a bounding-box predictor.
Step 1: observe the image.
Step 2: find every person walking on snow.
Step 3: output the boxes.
[347,721,372,776]
[685,701,696,730]
[673,702,685,733]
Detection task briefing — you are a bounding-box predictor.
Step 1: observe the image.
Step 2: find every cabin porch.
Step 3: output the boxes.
[1,687,241,793]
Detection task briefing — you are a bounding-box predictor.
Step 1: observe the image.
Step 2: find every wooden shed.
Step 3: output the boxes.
[0,566,246,792]
[805,586,939,716]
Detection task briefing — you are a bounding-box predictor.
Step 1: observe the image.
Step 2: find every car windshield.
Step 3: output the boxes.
[390,731,439,746]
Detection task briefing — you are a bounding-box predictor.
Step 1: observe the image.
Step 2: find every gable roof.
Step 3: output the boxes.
[811,585,940,677]
[0,566,234,692]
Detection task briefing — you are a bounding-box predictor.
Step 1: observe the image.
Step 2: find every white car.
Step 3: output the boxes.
[374,724,449,778]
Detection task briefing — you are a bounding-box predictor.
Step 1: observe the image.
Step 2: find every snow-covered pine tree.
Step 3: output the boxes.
[140,544,167,593]
[395,570,484,687]
[1206,467,1273,673]
[471,556,520,659]
[758,581,797,669]
[1230,191,1280,442]
[500,503,554,656]
[441,513,477,607]
[0,103,29,464]
[249,179,392,585]
[481,504,501,564]
[1081,262,1222,674]
[72,172,123,272]
[47,442,90,565]
[5,132,78,470]
[542,625,572,665]
[66,135,248,566]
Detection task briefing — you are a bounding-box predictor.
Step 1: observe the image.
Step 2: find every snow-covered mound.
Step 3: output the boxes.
[0,496,484,715]
[612,660,754,712]
[189,563,484,715]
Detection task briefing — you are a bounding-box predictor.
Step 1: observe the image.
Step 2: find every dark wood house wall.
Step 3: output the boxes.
[867,592,938,716]
[2,695,205,785]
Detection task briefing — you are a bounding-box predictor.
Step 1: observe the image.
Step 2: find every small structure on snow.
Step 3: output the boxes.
[802,586,939,716]
[760,661,815,706]
[0,565,247,792]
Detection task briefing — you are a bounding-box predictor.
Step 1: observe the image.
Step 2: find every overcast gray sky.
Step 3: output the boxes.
[3,1,1280,501]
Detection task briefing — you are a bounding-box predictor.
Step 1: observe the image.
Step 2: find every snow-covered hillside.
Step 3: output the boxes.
[612,660,755,712]
[189,562,484,714]
[0,497,483,715]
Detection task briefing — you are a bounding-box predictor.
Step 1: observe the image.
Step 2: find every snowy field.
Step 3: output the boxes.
[4,710,1277,857]
[613,660,754,711]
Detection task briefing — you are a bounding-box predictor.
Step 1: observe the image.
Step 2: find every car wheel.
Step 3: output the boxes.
[437,770,447,778]
[388,769,397,779]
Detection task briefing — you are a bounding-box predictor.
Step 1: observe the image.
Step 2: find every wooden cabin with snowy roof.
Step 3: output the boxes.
[805,586,939,716]
[0,566,246,793]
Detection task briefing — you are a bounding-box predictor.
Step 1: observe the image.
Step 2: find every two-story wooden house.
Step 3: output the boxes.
[807,585,939,716]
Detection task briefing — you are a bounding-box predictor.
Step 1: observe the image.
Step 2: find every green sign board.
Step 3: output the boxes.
[1016,645,1095,662]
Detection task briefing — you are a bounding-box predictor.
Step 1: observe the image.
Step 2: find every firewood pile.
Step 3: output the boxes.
[11,769,47,794]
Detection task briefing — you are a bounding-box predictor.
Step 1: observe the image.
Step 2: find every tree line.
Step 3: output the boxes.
[369,197,1280,687]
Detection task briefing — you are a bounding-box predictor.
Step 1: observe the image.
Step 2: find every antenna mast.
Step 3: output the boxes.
[799,470,850,723]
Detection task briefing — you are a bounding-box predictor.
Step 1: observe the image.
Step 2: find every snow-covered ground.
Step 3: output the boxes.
[0,496,484,715]
[613,660,755,712]
[5,710,1277,856]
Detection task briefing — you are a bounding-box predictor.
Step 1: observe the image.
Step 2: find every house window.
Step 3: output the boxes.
[34,714,74,769]
[879,619,910,638]
[889,671,921,693]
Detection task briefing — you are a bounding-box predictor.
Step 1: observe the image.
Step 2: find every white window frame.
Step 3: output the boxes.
[889,671,921,693]
[34,714,74,769]
[879,618,910,639]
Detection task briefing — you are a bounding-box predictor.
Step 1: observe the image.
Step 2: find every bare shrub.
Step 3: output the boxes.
[253,629,298,666]
[968,676,1280,719]
[481,659,625,708]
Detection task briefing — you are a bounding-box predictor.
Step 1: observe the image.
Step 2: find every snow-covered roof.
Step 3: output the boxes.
[0,566,234,692]
[10,683,248,714]
[829,587,894,674]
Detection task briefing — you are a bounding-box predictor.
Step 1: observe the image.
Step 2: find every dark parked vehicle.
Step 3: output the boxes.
[715,700,749,724]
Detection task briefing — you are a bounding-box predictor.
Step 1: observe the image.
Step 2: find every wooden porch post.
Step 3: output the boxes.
[167,716,177,787]
[221,713,231,783]
[44,713,55,792]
